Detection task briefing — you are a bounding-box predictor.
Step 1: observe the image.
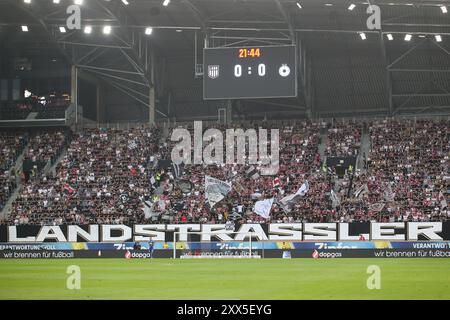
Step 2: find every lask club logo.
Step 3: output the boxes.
[208,65,220,79]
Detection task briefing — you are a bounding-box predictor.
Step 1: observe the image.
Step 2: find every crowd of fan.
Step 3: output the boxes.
[0,102,30,120]
[0,132,27,170]
[23,130,69,173]
[154,122,330,225]
[3,118,449,226]
[0,171,16,213]
[8,127,161,225]
[339,119,449,222]
[0,96,69,120]
[325,121,362,157]
[0,132,27,211]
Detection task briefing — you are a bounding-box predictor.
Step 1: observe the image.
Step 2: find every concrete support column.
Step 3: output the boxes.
[226,100,232,125]
[71,65,78,125]
[149,86,156,125]
[96,82,105,123]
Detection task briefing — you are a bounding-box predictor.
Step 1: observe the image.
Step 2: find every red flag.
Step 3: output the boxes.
[273,177,281,188]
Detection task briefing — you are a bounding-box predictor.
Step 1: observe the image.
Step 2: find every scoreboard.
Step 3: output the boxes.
[203,45,297,100]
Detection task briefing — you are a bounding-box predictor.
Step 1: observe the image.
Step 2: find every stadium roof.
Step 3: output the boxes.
[1,0,450,119]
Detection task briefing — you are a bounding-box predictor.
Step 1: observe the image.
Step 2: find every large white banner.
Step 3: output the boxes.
[3,222,446,242]
[204,175,232,208]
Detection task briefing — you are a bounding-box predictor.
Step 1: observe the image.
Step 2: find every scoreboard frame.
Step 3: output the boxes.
[203,45,298,100]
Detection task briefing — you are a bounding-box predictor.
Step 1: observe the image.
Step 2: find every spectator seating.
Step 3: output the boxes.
[0,132,27,211]
[5,118,449,225]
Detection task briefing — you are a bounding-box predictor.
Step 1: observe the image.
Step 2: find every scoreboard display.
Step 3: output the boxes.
[203,45,297,100]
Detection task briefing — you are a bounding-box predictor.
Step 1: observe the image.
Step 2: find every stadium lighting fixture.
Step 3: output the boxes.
[296,2,302,9]
[74,0,83,5]
[21,25,29,32]
[404,34,412,41]
[103,25,112,34]
[121,0,129,5]
[325,3,333,6]
[162,0,170,6]
[435,35,442,42]
[359,32,366,40]
[441,6,448,14]
[348,4,356,11]
[24,0,31,4]
[145,27,153,35]
[386,33,394,41]
[53,0,60,3]
[84,25,92,34]
[59,26,66,33]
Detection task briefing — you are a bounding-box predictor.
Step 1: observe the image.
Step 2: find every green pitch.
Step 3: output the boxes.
[0,258,449,300]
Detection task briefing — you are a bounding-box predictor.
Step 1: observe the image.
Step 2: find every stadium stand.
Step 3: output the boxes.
[325,121,362,157]
[8,127,161,225]
[0,132,27,211]
[0,102,31,120]
[24,129,70,173]
[0,97,69,120]
[341,119,450,222]
[4,118,449,225]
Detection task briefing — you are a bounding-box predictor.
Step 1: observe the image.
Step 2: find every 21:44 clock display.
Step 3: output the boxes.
[238,48,261,58]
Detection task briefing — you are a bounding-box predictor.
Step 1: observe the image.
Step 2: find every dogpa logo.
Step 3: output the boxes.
[312,250,343,259]
[312,250,319,259]
[208,65,220,79]
[124,250,132,259]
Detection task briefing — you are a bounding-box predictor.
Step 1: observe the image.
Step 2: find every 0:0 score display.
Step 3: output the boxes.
[234,63,266,77]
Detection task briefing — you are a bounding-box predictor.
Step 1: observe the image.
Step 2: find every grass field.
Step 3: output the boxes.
[0,258,449,300]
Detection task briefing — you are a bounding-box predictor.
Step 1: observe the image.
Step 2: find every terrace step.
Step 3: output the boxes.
[318,127,328,163]
[357,125,371,171]
[26,112,38,120]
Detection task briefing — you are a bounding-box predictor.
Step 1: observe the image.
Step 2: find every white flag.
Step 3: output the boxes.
[354,183,369,199]
[439,191,448,209]
[246,166,260,180]
[143,200,154,219]
[330,189,341,208]
[369,202,385,212]
[297,180,309,196]
[279,180,310,212]
[254,198,274,219]
[205,175,232,208]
